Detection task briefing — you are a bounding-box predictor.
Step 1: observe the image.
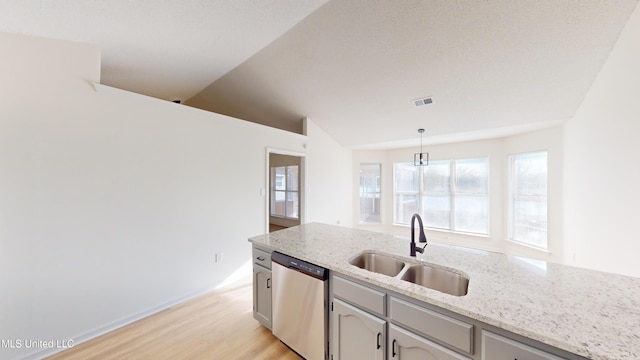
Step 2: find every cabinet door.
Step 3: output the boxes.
[389,324,470,360]
[253,265,272,329]
[332,299,385,360]
[482,331,563,360]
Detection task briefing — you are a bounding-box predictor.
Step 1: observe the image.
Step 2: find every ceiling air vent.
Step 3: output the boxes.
[413,97,433,107]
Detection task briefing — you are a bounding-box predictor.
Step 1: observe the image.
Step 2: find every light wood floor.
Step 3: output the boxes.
[47,276,300,360]
[269,223,288,232]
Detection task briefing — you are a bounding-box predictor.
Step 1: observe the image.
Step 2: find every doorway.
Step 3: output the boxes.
[266,149,305,233]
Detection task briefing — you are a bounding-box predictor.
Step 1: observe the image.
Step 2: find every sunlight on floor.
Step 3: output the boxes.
[216,260,253,289]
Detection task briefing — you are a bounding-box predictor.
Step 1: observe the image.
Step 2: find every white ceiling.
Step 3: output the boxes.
[0,0,328,101]
[1,0,638,149]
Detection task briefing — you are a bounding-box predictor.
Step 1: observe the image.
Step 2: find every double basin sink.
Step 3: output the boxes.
[349,251,469,296]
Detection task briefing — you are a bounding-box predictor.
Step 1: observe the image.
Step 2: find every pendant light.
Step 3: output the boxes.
[413,128,429,166]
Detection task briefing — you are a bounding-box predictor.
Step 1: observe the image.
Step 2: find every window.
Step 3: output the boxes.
[394,158,489,235]
[394,163,419,225]
[271,165,299,219]
[359,164,381,223]
[453,158,489,234]
[509,151,547,249]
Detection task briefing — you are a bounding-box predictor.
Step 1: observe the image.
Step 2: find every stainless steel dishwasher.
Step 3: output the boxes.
[271,251,328,360]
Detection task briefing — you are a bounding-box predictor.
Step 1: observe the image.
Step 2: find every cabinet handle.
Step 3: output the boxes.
[376,332,381,349]
[267,278,271,289]
[392,339,397,357]
[257,256,265,261]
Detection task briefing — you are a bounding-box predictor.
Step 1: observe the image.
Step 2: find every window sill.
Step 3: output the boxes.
[392,222,490,239]
[270,214,300,221]
[506,238,551,255]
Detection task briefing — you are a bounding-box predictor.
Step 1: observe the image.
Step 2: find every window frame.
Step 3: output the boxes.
[508,151,548,250]
[270,165,299,220]
[359,163,382,224]
[393,157,490,235]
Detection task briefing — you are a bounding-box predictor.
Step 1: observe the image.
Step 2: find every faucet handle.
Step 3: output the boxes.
[415,242,428,254]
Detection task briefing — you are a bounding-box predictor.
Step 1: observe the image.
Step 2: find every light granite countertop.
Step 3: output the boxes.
[249,223,640,360]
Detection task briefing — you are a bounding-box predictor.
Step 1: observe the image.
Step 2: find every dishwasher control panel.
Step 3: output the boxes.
[272,251,328,280]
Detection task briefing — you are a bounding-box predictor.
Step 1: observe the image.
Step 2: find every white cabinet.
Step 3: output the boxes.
[252,246,272,329]
[332,299,386,360]
[482,331,564,360]
[331,275,472,360]
[253,266,271,328]
[389,297,473,355]
[389,324,469,360]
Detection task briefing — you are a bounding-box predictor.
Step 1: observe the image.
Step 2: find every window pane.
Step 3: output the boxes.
[455,158,488,194]
[360,164,380,193]
[422,195,450,229]
[513,198,547,248]
[510,151,548,248]
[287,166,298,191]
[272,191,286,216]
[360,194,380,223]
[360,164,381,223]
[455,196,488,234]
[394,163,418,192]
[287,191,299,219]
[514,152,547,196]
[394,194,418,225]
[274,167,286,190]
[423,160,450,194]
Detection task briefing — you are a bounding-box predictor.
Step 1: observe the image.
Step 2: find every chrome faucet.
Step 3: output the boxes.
[410,213,428,257]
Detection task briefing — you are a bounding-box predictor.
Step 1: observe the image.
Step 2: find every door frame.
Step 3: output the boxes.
[265,147,306,233]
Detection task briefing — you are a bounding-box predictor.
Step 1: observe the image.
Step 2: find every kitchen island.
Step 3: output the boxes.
[249,223,640,360]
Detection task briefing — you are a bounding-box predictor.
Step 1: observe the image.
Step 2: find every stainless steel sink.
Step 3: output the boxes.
[349,252,406,277]
[401,264,469,296]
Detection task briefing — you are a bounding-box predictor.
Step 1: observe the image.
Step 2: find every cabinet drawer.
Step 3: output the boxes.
[333,275,386,316]
[389,297,473,354]
[253,247,272,269]
[481,331,563,360]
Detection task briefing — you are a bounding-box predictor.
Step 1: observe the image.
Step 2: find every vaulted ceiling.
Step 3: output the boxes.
[2,1,638,148]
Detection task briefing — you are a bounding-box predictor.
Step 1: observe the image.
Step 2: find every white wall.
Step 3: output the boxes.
[0,32,351,360]
[353,126,564,263]
[304,119,353,227]
[564,3,640,278]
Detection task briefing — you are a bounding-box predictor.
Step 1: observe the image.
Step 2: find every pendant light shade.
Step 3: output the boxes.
[413,128,429,166]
